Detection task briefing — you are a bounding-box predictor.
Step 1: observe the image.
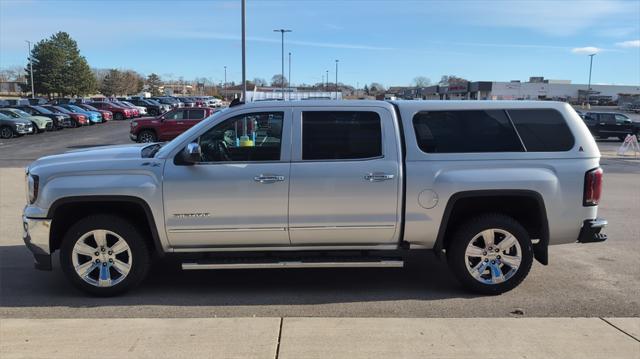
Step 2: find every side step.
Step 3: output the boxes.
[182,258,404,270]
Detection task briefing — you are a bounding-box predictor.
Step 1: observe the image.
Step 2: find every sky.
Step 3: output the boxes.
[1,0,639,87]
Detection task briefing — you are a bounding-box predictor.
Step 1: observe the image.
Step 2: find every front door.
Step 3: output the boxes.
[288,108,401,245]
[163,109,291,248]
[159,109,190,140]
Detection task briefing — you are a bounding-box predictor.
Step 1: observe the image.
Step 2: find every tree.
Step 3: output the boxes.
[270,74,288,87]
[27,32,96,97]
[146,73,163,96]
[413,76,431,87]
[369,82,386,94]
[253,77,267,86]
[100,69,123,96]
[439,75,468,85]
[364,84,369,95]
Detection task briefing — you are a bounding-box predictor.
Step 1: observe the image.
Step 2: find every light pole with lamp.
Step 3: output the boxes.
[288,52,291,100]
[273,29,291,100]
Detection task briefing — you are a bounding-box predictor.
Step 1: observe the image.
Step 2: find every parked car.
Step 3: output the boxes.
[89,102,134,120]
[27,98,48,106]
[129,107,216,143]
[74,104,112,121]
[57,104,103,124]
[0,112,33,138]
[118,100,147,117]
[22,100,607,296]
[0,108,53,133]
[583,112,637,140]
[41,105,89,127]
[3,99,30,106]
[151,96,181,109]
[176,97,196,107]
[126,98,165,116]
[14,105,74,129]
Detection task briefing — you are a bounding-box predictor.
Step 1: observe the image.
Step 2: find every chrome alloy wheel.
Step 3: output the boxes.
[71,230,132,287]
[139,132,155,143]
[464,228,522,285]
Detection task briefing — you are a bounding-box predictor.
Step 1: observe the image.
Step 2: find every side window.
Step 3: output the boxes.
[165,110,184,120]
[197,112,283,162]
[615,114,629,123]
[412,110,523,153]
[302,111,382,160]
[507,109,574,152]
[189,109,206,119]
[599,114,615,124]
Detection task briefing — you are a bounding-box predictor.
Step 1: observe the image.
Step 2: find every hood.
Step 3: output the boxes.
[28,115,52,122]
[29,143,149,170]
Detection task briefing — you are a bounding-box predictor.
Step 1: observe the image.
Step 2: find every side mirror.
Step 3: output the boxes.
[180,143,201,165]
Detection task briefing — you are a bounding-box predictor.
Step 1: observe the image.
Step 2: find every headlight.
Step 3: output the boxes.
[131,121,138,127]
[27,174,39,204]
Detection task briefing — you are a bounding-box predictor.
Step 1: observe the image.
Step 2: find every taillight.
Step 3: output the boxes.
[583,167,603,206]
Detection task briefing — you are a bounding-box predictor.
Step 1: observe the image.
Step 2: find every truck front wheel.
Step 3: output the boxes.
[59,215,151,296]
[447,214,533,295]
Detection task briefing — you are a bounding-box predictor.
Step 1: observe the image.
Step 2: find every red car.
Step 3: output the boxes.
[129,107,216,143]
[89,102,133,120]
[75,104,113,121]
[42,105,89,127]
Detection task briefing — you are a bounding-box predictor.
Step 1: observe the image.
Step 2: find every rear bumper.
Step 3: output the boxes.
[22,216,52,270]
[577,218,608,243]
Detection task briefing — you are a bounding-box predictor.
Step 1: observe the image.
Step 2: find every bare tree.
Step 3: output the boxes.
[413,76,431,87]
[270,74,288,87]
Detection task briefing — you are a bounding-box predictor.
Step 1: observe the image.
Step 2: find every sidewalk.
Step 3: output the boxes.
[1,317,638,359]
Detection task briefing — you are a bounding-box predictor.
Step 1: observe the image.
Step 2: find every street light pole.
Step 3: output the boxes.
[223,66,227,100]
[288,52,291,100]
[26,40,34,98]
[587,53,596,106]
[273,29,291,100]
[335,59,339,100]
[241,0,246,102]
[325,70,328,91]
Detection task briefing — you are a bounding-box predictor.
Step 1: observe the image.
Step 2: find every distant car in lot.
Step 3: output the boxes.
[13,105,74,129]
[176,97,196,107]
[74,104,113,121]
[129,107,216,143]
[0,108,53,133]
[57,104,103,124]
[126,98,166,116]
[151,96,181,109]
[42,105,89,127]
[117,101,145,116]
[0,112,33,138]
[88,101,134,120]
[583,112,638,140]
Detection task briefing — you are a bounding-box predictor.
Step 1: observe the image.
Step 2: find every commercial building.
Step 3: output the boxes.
[393,77,640,104]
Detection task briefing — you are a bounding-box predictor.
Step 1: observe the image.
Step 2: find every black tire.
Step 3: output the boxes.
[60,215,151,296]
[138,129,157,143]
[114,112,124,121]
[32,122,44,133]
[0,126,14,139]
[447,213,533,295]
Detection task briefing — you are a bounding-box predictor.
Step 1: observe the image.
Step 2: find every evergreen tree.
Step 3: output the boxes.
[146,73,163,96]
[26,32,96,97]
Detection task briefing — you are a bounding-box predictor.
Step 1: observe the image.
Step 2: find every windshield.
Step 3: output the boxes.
[33,106,53,114]
[52,106,71,114]
[0,113,10,120]
[82,104,99,111]
[68,105,86,112]
[146,99,161,106]
[155,108,229,158]
[13,109,31,117]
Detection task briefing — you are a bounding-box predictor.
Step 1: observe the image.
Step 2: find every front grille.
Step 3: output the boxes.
[45,123,53,130]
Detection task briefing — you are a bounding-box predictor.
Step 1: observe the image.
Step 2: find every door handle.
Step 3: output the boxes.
[254,174,285,183]
[364,172,395,182]
[177,122,184,124]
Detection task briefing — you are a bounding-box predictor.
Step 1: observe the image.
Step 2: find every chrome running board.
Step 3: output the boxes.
[182,259,404,270]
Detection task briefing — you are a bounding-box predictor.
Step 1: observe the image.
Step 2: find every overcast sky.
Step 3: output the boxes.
[1,0,639,87]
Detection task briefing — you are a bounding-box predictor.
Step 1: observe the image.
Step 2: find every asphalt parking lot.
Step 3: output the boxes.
[0,117,638,319]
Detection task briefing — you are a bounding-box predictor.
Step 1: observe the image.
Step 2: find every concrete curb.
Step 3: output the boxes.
[1,317,638,359]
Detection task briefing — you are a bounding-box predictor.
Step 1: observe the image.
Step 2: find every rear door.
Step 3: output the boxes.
[288,107,401,245]
[187,108,207,128]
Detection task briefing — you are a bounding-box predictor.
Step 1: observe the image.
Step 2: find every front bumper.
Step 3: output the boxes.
[22,216,52,270]
[129,133,138,141]
[577,218,608,243]
[16,126,33,134]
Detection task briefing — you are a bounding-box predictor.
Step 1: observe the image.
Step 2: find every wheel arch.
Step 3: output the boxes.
[434,190,549,265]
[48,196,164,257]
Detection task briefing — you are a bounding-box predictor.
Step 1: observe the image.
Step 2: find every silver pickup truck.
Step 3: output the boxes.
[22,100,607,296]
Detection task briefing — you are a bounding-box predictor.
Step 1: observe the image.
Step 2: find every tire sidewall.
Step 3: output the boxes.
[447,214,534,295]
[0,126,13,139]
[60,215,150,296]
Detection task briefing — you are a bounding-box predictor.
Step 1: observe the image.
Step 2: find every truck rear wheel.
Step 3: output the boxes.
[447,214,533,295]
[59,215,151,296]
